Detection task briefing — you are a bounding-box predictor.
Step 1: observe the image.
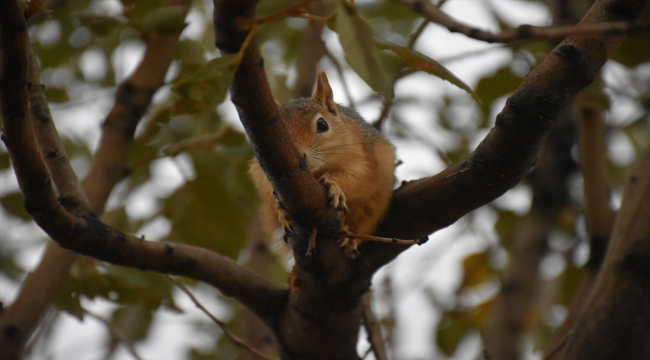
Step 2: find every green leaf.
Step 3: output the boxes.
[109,305,154,346]
[474,66,522,119]
[375,38,481,104]
[436,312,469,356]
[459,252,493,290]
[171,54,241,114]
[334,0,392,97]
[43,87,70,103]
[140,6,187,35]
[53,274,85,320]
[101,206,144,234]
[0,192,31,221]
[162,149,256,259]
[0,246,24,280]
[77,15,122,36]
[0,151,10,170]
[162,131,226,157]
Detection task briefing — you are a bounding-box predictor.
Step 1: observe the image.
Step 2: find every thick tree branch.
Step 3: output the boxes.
[399,0,650,44]
[213,1,380,358]
[367,0,650,270]
[554,144,650,359]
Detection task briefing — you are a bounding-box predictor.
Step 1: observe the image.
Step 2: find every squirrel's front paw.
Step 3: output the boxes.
[338,238,360,259]
[319,173,348,215]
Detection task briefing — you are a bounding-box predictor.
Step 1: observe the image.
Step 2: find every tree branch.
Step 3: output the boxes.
[398,0,650,44]
[554,144,650,359]
[366,0,650,271]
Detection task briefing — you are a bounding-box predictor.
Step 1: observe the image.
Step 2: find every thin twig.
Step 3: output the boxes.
[166,275,274,360]
[84,310,144,360]
[343,231,429,246]
[399,0,650,44]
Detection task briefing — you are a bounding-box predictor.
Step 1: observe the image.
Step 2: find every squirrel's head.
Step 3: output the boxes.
[279,71,362,175]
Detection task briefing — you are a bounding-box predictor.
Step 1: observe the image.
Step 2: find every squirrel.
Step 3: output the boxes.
[249,71,396,258]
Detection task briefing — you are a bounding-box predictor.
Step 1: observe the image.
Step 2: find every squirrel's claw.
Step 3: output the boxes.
[338,237,360,259]
[319,173,348,215]
[275,196,297,240]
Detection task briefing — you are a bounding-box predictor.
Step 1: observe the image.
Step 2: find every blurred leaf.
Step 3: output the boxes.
[0,192,31,221]
[43,87,70,103]
[54,259,180,320]
[333,0,392,97]
[62,137,92,160]
[0,245,24,280]
[375,38,481,104]
[140,6,187,35]
[163,131,226,157]
[162,143,256,258]
[77,15,123,36]
[0,151,10,170]
[474,66,522,121]
[102,206,144,234]
[53,274,85,321]
[459,252,493,290]
[108,305,154,348]
[436,299,494,356]
[494,209,523,239]
[171,54,241,115]
[173,40,208,82]
[612,35,650,67]
[579,75,609,111]
[358,1,420,36]
[436,311,468,356]
[121,0,162,20]
[558,263,584,305]
[623,118,650,152]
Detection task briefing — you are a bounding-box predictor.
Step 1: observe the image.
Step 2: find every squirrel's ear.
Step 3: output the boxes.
[313,71,339,116]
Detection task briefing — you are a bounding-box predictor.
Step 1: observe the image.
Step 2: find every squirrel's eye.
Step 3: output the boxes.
[316,118,329,133]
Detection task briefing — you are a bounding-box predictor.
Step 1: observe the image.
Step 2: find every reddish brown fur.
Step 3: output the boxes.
[249,72,396,256]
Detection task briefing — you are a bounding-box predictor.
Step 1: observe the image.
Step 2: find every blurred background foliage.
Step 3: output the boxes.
[1,0,650,359]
